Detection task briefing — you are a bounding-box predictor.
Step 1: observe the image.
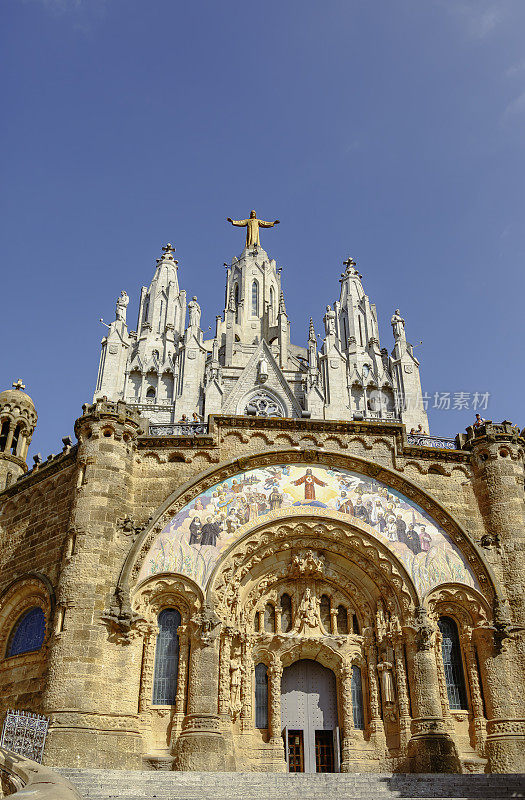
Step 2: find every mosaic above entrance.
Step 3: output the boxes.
[137,463,477,595]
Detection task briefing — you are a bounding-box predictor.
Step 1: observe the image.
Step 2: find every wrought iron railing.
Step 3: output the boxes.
[1,710,49,763]
[148,422,209,436]
[407,434,456,450]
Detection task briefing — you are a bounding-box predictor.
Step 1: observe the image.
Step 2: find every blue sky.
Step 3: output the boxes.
[2,0,525,459]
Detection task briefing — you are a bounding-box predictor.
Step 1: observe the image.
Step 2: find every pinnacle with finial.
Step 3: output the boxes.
[13,379,25,391]
[308,317,316,342]
[279,291,287,315]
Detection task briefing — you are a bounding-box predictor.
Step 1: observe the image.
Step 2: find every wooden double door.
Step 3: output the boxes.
[281,659,340,773]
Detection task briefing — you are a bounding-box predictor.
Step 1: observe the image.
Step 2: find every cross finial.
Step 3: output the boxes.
[161,243,176,257]
[12,379,25,391]
[343,257,356,269]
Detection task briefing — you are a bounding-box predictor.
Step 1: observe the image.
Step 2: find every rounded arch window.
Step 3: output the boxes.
[7,607,46,657]
[438,616,468,710]
[152,608,181,705]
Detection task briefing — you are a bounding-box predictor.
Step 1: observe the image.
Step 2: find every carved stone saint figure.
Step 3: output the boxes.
[227,210,280,248]
[188,296,201,328]
[116,290,129,323]
[377,660,396,704]
[297,588,320,629]
[229,654,244,719]
[390,309,405,340]
[324,304,336,335]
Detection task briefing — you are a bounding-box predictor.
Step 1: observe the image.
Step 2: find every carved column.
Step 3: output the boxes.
[267,656,283,743]
[173,610,235,771]
[263,655,285,770]
[175,632,189,714]
[170,630,190,746]
[330,607,338,635]
[240,638,252,732]
[218,630,232,717]
[138,625,156,714]
[364,634,386,749]
[338,662,355,772]
[473,626,525,772]
[275,607,282,634]
[393,640,412,749]
[405,612,461,773]
[460,629,486,754]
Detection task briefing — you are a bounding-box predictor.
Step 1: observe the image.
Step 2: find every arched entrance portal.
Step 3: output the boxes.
[281,659,339,773]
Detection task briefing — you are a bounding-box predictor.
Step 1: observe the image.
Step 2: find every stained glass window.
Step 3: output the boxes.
[152,608,181,705]
[255,663,268,728]
[351,665,365,730]
[438,617,468,710]
[280,594,292,633]
[7,608,46,657]
[252,281,259,316]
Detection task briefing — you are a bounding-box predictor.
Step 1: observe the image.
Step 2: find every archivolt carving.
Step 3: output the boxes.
[132,574,203,624]
[425,583,490,629]
[209,520,417,636]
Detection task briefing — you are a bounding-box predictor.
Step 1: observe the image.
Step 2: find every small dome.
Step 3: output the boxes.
[0,381,37,415]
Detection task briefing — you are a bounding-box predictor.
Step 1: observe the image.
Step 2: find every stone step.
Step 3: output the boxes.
[56,769,525,800]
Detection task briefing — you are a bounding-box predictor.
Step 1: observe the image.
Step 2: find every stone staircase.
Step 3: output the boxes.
[56,770,525,800]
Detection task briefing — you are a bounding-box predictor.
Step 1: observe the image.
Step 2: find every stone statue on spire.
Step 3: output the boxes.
[391,309,406,340]
[227,210,280,248]
[116,291,129,323]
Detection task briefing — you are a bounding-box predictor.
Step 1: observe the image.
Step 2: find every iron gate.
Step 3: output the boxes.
[0,710,49,763]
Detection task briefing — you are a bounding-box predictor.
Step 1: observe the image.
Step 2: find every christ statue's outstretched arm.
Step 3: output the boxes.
[227,218,248,227]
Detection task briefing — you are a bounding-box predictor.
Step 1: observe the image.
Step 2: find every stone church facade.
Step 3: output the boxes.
[0,222,524,775]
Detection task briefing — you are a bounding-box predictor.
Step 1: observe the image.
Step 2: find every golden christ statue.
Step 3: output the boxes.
[227,210,280,248]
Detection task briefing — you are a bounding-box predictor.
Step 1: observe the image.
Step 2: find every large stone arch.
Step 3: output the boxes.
[119,450,499,609]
